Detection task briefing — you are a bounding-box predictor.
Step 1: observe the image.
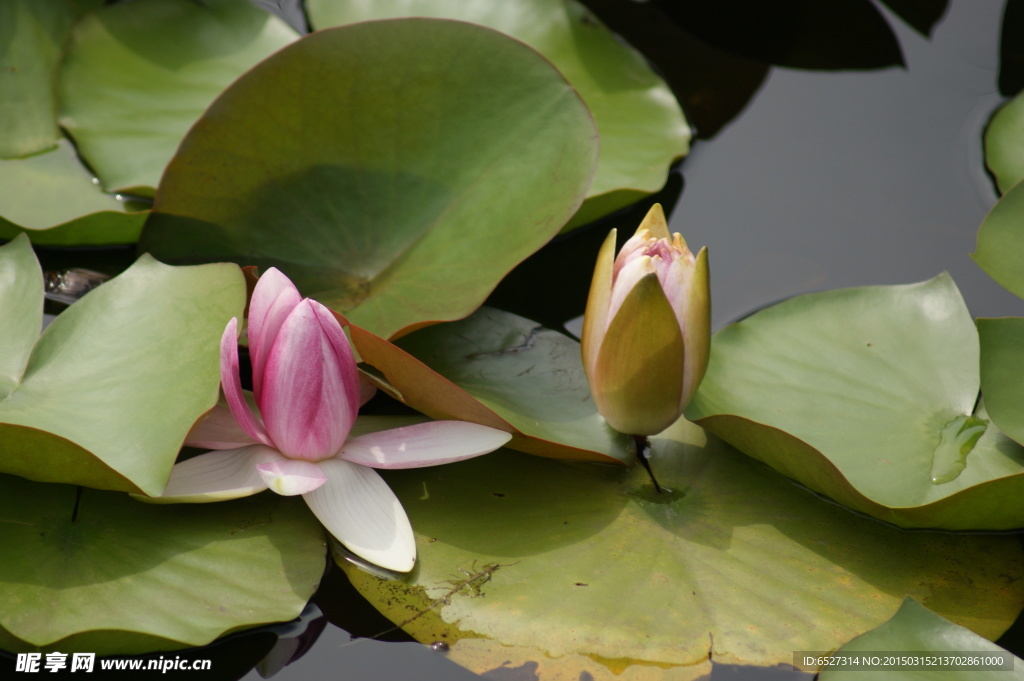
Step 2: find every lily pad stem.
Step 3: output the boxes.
[632,434,663,494]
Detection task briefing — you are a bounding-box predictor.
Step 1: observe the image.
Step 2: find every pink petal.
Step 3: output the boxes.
[136,446,283,503]
[221,318,273,447]
[606,255,655,330]
[247,268,302,404]
[184,403,260,450]
[260,300,358,460]
[358,378,378,407]
[302,458,416,572]
[339,421,511,469]
[310,299,360,427]
[256,459,328,496]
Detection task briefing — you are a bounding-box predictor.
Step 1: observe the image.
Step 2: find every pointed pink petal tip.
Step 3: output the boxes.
[221,317,273,447]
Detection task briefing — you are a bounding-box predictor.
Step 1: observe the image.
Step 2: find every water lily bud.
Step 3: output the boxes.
[581,204,710,435]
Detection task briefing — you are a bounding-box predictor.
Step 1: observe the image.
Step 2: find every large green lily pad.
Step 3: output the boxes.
[340,420,1024,679]
[0,235,245,495]
[0,139,148,245]
[347,307,631,464]
[306,0,690,229]
[0,475,325,654]
[686,274,1024,529]
[141,19,599,339]
[818,598,1023,680]
[0,0,92,159]
[58,0,299,196]
[974,179,1024,299]
[985,92,1024,195]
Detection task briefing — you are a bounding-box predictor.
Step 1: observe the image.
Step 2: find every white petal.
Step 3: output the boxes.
[256,459,328,496]
[135,446,283,503]
[339,421,511,469]
[302,458,416,572]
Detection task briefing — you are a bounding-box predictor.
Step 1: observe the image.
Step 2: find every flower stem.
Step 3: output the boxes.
[632,434,663,494]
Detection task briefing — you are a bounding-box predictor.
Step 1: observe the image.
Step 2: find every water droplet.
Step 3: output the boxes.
[429,641,449,652]
[930,413,988,484]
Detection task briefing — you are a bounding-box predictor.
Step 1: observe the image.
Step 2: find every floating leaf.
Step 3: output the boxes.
[340,420,1024,679]
[818,598,1023,680]
[347,307,631,464]
[58,0,299,196]
[687,274,1024,529]
[0,235,245,495]
[141,19,598,339]
[984,93,1024,194]
[305,0,689,229]
[0,0,87,158]
[978,317,1024,448]
[974,180,1024,298]
[0,139,148,245]
[0,475,325,654]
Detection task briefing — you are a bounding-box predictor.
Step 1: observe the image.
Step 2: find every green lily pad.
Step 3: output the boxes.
[141,19,599,339]
[57,0,299,196]
[306,0,690,229]
[0,0,88,159]
[0,139,148,246]
[347,307,631,464]
[0,235,245,495]
[686,274,1024,529]
[978,317,1024,447]
[984,93,1024,194]
[0,475,325,654]
[818,598,1023,680]
[974,179,1024,299]
[339,420,1024,679]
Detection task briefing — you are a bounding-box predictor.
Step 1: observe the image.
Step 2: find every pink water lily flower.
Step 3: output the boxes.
[139,268,511,572]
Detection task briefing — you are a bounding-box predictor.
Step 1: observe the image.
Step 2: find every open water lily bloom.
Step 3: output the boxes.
[137,268,511,572]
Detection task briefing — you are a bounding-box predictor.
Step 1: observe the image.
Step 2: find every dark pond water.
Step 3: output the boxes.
[18,0,1024,679]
